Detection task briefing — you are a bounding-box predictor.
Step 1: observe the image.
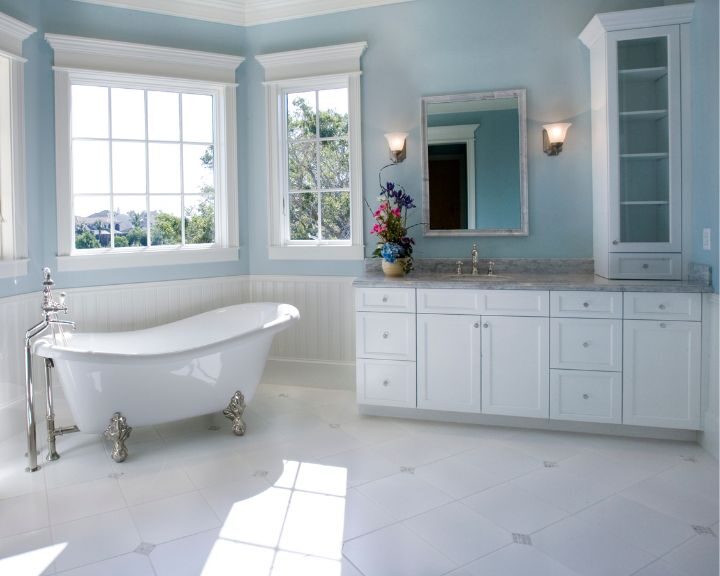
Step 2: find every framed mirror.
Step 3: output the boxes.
[421,89,528,236]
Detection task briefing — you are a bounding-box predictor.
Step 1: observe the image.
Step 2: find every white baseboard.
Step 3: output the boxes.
[359,405,699,442]
[700,412,719,461]
[262,358,355,390]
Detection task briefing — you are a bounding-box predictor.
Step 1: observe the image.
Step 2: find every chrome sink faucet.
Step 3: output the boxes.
[471,244,479,275]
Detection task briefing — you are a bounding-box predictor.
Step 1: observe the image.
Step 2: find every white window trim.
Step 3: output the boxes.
[0,11,35,279]
[258,42,366,261]
[46,33,244,272]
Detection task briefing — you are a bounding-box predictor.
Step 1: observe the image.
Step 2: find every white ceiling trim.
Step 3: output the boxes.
[0,10,36,58]
[71,0,414,26]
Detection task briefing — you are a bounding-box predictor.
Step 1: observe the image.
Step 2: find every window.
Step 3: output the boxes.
[47,34,244,271]
[0,11,35,279]
[258,42,366,260]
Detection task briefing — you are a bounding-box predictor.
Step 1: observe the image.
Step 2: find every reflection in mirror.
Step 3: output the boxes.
[422,90,528,236]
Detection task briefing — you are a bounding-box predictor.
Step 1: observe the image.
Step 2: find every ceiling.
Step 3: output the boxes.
[71,0,415,27]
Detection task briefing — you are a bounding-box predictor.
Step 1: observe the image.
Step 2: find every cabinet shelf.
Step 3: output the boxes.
[619,109,668,120]
[618,66,668,81]
[620,201,669,206]
[620,153,669,160]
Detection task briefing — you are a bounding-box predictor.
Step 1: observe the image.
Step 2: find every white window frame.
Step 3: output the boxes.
[0,12,35,279]
[258,42,366,261]
[46,34,244,272]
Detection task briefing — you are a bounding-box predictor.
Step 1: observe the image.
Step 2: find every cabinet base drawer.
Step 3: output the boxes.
[608,253,681,280]
[355,287,416,313]
[356,312,416,360]
[624,292,701,322]
[550,370,621,424]
[550,318,622,372]
[357,359,416,408]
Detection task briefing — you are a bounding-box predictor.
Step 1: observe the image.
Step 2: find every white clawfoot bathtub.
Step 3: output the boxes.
[34,303,299,434]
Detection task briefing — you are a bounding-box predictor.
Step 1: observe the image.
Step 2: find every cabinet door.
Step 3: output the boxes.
[623,319,701,429]
[608,25,682,253]
[481,316,549,418]
[417,314,481,412]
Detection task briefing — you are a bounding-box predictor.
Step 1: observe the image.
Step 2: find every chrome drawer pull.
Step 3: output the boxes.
[582,341,590,348]
[660,323,666,328]
[612,240,619,245]
[483,323,489,328]
[473,323,479,328]
[583,302,589,308]
[382,331,389,339]
[658,304,666,310]
[642,263,649,269]
[582,393,590,400]
[382,295,388,303]
[382,379,390,387]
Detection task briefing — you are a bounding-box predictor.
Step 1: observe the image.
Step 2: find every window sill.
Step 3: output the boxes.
[268,244,364,261]
[0,258,29,279]
[56,246,238,272]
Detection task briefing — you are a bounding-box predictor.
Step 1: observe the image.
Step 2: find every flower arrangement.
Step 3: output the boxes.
[368,180,416,273]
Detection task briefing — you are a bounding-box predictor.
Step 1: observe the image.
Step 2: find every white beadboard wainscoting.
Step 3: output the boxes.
[701,292,720,459]
[0,275,356,442]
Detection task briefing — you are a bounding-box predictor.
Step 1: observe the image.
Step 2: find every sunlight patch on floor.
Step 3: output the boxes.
[0,543,66,576]
[203,459,348,576]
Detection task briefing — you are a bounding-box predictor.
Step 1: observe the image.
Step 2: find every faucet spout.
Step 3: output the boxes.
[471,243,479,276]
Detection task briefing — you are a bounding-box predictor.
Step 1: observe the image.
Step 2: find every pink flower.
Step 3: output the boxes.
[391,207,401,217]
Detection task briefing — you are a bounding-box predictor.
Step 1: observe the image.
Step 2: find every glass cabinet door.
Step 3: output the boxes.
[610,26,681,252]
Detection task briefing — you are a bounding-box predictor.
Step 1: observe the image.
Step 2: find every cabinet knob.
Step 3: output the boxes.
[382,295,388,303]
[582,393,590,400]
[612,240,619,245]
[483,323,489,328]
[658,304,666,310]
[382,331,389,339]
[582,341,590,348]
[382,379,390,387]
[473,322,479,328]
[583,302,589,308]
[642,263,649,269]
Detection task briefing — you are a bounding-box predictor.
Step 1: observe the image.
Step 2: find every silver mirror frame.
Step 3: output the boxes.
[421,89,528,237]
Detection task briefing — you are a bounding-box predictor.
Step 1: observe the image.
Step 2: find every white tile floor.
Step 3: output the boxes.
[0,383,717,576]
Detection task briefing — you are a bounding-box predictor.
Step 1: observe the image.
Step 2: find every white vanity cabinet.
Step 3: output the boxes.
[417,314,481,412]
[579,5,694,280]
[549,291,623,424]
[416,289,549,417]
[354,284,703,433]
[355,288,417,408]
[623,292,701,429]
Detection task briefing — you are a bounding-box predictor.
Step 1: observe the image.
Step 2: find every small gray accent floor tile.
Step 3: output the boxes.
[134,542,156,555]
[512,533,532,545]
[692,525,716,536]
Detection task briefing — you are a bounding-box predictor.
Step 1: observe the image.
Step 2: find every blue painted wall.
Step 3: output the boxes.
[691,0,719,292]
[2,0,715,298]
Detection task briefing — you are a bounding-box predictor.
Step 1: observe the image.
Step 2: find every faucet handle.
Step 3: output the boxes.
[456,260,463,276]
[487,261,496,276]
[58,292,66,307]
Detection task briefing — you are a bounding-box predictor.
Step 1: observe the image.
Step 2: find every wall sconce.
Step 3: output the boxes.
[542,123,571,156]
[384,132,408,163]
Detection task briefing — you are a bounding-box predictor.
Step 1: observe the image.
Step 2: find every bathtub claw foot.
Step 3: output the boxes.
[223,391,247,436]
[104,412,132,463]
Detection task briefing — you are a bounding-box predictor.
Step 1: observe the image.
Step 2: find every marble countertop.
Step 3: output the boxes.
[353,271,712,293]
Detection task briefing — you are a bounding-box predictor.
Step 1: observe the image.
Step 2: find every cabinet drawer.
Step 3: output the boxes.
[550,370,621,424]
[355,287,415,313]
[481,290,549,316]
[356,312,416,360]
[357,359,416,407]
[624,292,701,321]
[417,289,482,314]
[609,253,681,280]
[550,291,622,319]
[551,318,622,371]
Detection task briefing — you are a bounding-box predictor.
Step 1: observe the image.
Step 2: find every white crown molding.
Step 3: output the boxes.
[0,11,36,58]
[46,33,244,83]
[257,41,367,81]
[580,3,694,47]
[71,0,414,26]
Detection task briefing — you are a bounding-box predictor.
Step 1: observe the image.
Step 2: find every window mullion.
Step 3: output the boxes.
[315,90,322,242]
[144,89,151,247]
[179,94,185,246]
[107,87,115,249]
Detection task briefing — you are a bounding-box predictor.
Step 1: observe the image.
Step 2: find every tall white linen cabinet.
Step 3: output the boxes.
[579,4,694,280]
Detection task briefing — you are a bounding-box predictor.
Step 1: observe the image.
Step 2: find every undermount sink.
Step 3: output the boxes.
[445,274,510,281]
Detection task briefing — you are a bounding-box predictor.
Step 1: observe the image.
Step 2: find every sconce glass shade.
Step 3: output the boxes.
[384,132,408,163]
[542,123,571,156]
